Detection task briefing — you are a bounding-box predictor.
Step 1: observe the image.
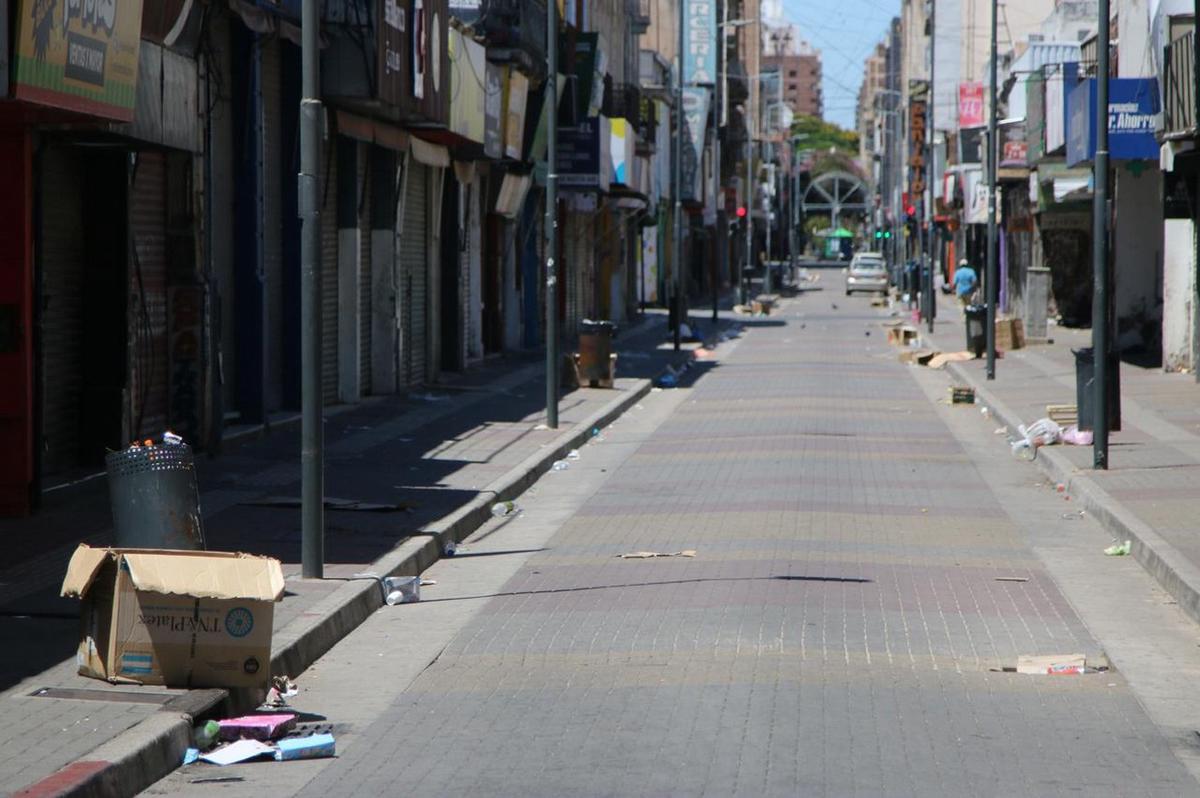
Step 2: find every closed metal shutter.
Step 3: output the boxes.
[401,162,428,387]
[321,139,339,403]
[261,38,284,411]
[359,145,372,395]
[129,151,170,441]
[39,146,85,473]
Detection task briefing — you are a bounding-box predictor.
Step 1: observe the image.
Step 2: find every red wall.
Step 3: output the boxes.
[0,130,34,516]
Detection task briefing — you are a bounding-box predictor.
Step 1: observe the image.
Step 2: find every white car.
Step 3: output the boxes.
[845,253,888,295]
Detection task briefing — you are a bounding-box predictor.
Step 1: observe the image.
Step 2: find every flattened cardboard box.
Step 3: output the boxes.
[61,545,285,688]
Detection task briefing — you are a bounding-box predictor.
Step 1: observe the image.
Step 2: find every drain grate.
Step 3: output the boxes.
[30,686,176,705]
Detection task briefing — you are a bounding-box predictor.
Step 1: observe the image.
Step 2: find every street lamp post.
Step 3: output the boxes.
[985,0,998,379]
[1092,0,1112,467]
[545,0,560,424]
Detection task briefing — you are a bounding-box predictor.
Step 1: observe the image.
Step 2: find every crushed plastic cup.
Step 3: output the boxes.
[551,460,570,471]
[491,501,518,518]
[1011,440,1037,461]
[566,449,581,460]
[384,575,420,604]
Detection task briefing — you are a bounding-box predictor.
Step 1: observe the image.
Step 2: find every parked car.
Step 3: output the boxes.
[845,252,888,295]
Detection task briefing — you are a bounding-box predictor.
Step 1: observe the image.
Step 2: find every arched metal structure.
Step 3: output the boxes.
[802,170,869,229]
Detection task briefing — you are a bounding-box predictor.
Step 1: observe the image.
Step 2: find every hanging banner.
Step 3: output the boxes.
[683,0,715,85]
[681,88,709,201]
[958,82,984,128]
[11,0,146,121]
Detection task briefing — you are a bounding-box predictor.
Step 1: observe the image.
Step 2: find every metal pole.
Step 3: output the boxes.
[673,3,685,352]
[985,0,999,379]
[545,0,559,427]
[299,0,324,578]
[1092,0,1111,467]
[744,142,752,304]
[764,164,772,294]
[712,13,723,325]
[925,0,936,334]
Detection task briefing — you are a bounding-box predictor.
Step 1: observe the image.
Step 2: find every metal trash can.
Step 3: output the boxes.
[577,320,617,388]
[964,304,987,359]
[105,442,206,550]
[1073,348,1122,432]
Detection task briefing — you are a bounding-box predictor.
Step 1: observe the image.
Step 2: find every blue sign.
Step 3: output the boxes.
[1066,78,1160,166]
[683,0,716,85]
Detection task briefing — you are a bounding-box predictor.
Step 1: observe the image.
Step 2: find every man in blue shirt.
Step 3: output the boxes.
[954,259,978,311]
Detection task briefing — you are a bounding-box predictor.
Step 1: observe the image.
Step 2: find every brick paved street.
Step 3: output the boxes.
[147,283,1200,797]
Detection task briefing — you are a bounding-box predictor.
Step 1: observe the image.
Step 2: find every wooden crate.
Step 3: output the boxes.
[1047,404,1078,426]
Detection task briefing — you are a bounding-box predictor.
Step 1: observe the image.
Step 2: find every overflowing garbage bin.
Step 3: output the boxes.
[1073,348,1122,432]
[105,438,205,550]
[964,304,987,359]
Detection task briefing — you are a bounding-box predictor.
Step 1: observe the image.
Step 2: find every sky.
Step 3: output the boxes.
[776,0,898,130]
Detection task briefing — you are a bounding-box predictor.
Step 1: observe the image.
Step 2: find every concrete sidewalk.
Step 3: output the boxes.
[913,297,1200,627]
[1,310,739,797]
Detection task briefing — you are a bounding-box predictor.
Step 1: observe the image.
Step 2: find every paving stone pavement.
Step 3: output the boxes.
[278,289,1200,797]
[0,315,692,796]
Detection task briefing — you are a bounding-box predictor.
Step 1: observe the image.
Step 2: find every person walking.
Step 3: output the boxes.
[953,258,978,312]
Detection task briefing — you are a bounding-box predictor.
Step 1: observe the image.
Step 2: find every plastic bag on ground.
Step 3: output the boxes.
[1018,418,1062,448]
[1061,425,1093,445]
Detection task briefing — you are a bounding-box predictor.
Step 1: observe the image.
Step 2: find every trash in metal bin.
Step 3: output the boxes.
[1072,348,1121,432]
[105,434,205,550]
[964,305,988,359]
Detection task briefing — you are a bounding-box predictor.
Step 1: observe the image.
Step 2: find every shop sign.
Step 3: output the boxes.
[999,120,1028,168]
[558,116,611,191]
[908,97,927,202]
[609,117,631,186]
[683,0,715,86]
[378,0,408,107]
[1066,77,1159,166]
[11,0,146,121]
[958,82,984,128]
[447,28,485,145]
[503,69,529,160]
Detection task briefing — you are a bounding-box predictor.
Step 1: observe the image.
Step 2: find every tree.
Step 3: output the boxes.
[790,114,858,156]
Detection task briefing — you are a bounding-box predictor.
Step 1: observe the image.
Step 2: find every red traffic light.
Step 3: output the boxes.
[905,205,916,216]
[736,206,746,218]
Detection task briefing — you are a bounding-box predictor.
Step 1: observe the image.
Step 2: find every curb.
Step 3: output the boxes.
[37,378,654,798]
[942,359,1200,629]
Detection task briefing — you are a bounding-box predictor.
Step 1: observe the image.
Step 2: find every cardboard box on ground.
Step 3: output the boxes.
[61,545,285,689]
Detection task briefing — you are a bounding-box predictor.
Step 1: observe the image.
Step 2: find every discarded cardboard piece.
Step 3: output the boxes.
[950,386,976,404]
[1015,654,1086,675]
[200,739,275,766]
[899,349,939,365]
[926,351,975,369]
[1047,404,1078,427]
[887,326,919,346]
[218,714,297,742]
[995,317,1025,351]
[61,544,284,688]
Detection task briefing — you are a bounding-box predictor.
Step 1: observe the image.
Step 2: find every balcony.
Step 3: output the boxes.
[449,0,547,69]
[1163,30,1197,138]
[630,0,651,35]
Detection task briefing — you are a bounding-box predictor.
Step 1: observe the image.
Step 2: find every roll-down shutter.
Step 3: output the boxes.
[321,139,339,403]
[401,162,428,387]
[359,147,372,395]
[39,147,85,473]
[129,151,169,440]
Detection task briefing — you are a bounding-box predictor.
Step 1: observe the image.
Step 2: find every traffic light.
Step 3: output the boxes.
[874,230,883,240]
[736,206,746,218]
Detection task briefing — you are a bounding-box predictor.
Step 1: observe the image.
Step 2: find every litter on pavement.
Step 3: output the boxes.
[1105,540,1132,556]
[218,713,297,741]
[616,550,697,559]
[199,739,275,766]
